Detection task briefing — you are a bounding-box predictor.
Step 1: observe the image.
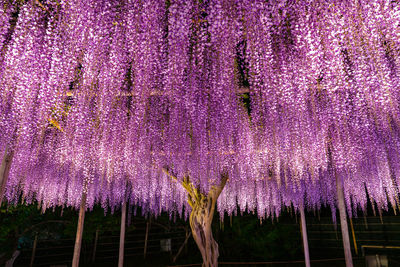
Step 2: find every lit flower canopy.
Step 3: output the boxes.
[1,0,399,220]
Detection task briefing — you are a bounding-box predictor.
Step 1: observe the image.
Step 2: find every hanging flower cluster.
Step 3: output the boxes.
[1,0,400,220]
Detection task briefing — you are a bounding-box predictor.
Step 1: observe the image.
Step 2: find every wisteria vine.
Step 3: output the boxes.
[1,0,400,221]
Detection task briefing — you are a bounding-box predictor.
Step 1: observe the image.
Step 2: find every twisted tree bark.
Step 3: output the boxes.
[163,168,227,267]
[189,195,219,267]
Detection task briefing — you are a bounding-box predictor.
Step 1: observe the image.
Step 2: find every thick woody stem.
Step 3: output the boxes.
[35,0,49,12]
[162,167,227,267]
[190,194,219,267]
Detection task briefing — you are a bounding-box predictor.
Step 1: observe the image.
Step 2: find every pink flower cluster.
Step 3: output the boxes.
[0,0,399,220]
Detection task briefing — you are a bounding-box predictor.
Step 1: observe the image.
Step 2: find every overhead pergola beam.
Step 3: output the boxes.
[65,86,250,97]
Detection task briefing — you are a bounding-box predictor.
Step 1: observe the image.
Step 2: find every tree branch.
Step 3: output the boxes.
[162,167,228,213]
[162,167,195,207]
[35,0,49,12]
[209,173,228,200]
[206,173,228,223]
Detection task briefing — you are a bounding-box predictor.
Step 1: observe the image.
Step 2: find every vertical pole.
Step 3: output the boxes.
[184,227,189,254]
[299,204,311,267]
[30,234,38,267]
[363,214,368,229]
[143,220,150,259]
[0,146,13,205]
[336,176,353,267]
[72,192,87,267]
[92,229,99,263]
[349,218,358,255]
[118,201,127,267]
[173,231,192,263]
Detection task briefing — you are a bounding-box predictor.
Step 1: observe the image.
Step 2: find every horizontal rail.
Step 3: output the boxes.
[167,257,366,267]
[361,245,400,256]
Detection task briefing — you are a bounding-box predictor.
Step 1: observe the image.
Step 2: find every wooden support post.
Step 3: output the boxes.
[0,146,13,205]
[29,234,38,267]
[349,218,358,255]
[184,227,189,254]
[118,201,127,267]
[363,214,368,229]
[92,229,99,263]
[336,176,353,267]
[143,220,150,259]
[299,205,310,267]
[72,192,87,267]
[173,231,192,263]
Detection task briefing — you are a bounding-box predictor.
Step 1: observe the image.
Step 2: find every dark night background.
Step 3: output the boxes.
[1,199,400,266]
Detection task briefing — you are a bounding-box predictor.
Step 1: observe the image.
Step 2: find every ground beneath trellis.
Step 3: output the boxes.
[92,257,371,267]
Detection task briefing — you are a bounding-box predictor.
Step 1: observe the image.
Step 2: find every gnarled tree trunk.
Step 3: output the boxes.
[162,168,227,267]
[190,195,219,267]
